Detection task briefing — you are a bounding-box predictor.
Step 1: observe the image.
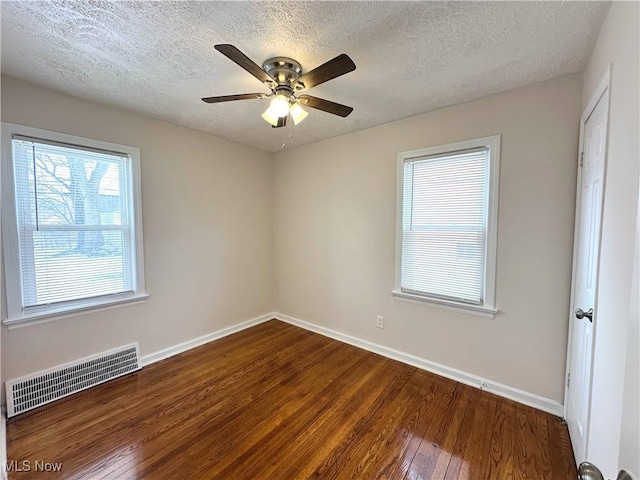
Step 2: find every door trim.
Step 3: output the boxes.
[563,65,611,458]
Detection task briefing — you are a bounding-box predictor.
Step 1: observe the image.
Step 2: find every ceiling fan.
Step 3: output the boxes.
[202,44,356,128]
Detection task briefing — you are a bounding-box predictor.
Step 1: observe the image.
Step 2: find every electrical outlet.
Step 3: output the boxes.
[376,315,384,329]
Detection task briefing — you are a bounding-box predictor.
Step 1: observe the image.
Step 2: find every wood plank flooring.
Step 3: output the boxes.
[7,320,576,479]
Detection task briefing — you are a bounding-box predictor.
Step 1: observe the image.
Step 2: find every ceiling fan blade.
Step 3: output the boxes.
[201,93,266,103]
[272,116,287,128]
[293,54,356,91]
[297,95,353,117]
[214,44,276,86]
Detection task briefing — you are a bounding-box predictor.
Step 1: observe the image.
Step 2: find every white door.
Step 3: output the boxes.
[566,84,609,463]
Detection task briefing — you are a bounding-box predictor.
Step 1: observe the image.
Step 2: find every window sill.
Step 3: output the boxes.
[391,290,497,319]
[3,293,149,330]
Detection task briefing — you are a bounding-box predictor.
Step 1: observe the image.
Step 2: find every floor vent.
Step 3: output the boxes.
[6,343,141,417]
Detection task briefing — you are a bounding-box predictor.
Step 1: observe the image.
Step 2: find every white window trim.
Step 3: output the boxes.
[1,123,148,328]
[392,135,501,319]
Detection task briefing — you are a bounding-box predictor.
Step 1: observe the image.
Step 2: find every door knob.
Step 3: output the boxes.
[578,462,604,480]
[575,307,593,322]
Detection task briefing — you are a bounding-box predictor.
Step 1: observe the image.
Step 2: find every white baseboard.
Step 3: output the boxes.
[274,312,564,417]
[136,310,562,417]
[140,313,274,366]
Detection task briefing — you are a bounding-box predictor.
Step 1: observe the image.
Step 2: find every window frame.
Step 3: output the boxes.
[392,135,501,318]
[1,123,148,328]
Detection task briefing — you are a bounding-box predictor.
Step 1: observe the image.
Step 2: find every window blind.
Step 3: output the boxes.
[12,138,133,308]
[401,147,489,304]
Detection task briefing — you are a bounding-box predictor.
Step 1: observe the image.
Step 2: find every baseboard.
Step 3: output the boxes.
[136,310,563,416]
[274,312,564,417]
[140,313,274,366]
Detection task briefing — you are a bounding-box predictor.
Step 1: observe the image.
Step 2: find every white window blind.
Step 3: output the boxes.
[12,137,134,308]
[401,147,489,305]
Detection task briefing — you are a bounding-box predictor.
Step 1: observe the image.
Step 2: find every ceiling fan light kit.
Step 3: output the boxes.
[289,102,309,125]
[202,44,356,129]
[261,106,281,127]
[269,93,292,117]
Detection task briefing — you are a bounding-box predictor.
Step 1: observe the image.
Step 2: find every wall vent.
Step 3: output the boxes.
[6,343,141,417]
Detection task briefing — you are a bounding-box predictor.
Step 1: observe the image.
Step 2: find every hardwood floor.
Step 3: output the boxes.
[7,320,576,479]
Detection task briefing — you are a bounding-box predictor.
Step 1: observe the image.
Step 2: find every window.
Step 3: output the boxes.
[2,123,147,326]
[393,135,500,317]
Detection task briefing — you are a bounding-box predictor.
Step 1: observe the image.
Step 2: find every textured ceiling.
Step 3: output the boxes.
[1,1,609,152]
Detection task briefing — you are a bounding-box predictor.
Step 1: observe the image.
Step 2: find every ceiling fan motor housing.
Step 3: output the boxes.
[262,57,302,88]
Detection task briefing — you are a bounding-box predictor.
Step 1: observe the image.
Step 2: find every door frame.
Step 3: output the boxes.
[563,65,611,459]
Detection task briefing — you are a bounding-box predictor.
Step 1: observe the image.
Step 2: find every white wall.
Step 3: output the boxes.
[273,74,583,403]
[0,75,5,475]
[581,2,640,477]
[623,191,640,477]
[1,75,274,383]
